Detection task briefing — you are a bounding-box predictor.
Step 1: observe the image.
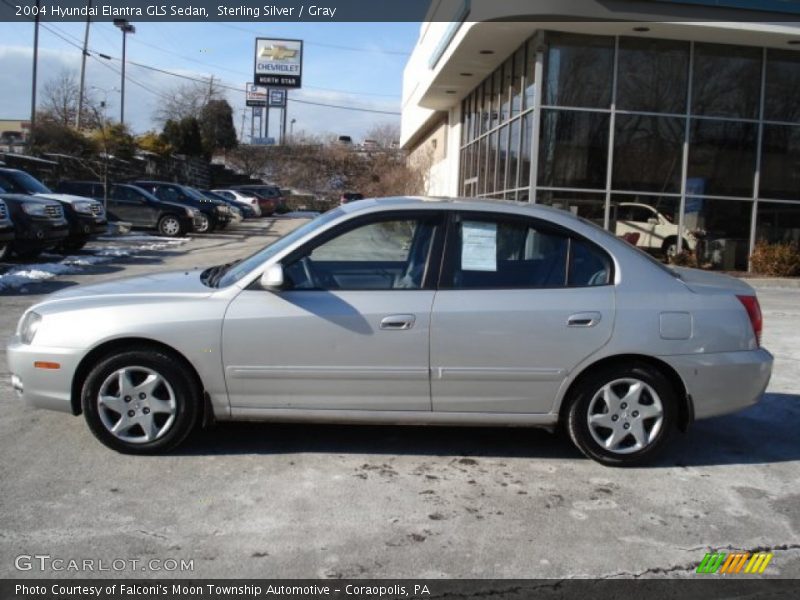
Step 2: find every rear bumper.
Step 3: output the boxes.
[6,339,83,414]
[661,348,773,420]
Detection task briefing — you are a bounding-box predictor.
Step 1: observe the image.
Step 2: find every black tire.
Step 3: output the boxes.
[81,347,201,454]
[157,214,183,237]
[194,213,211,234]
[661,237,687,259]
[565,362,677,467]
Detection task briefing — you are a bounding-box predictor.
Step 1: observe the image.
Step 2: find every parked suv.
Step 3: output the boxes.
[0,197,14,260]
[132,181,231,233]
[0,168,107,252]
[229,184,282,216]
[56,181,202,237]
[0,193,68,257]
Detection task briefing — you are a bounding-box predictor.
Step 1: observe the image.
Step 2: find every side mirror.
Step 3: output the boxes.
[259,264,284,291]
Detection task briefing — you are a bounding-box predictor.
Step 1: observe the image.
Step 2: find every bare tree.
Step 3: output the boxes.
[365,121,401,147]
[40,70,100,129]
[153,76,226,125]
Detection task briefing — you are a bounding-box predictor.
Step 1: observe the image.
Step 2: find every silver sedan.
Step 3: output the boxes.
[6,197,773,466]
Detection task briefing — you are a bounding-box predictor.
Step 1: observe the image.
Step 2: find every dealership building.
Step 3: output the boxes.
[401,0,800,270]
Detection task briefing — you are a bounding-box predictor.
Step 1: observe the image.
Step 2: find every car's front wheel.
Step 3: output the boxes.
[81,347,200,454]
[157,214,183,237]
[565,363,677,467]
[194,213,211,234]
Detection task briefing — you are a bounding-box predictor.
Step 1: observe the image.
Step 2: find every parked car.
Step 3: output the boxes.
[131,181,232,233]
[209,189,261,218]
[6,197,772,465]
[56,182,203,237]
[0,168,106,252]
[611,202,696,258]
[0,193,69,257]
[0,197,14,260]
[340,192,364,205]
[191,189,243,224]
[228,184,282,216]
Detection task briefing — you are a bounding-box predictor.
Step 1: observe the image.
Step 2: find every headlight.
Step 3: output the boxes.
[216,205,228,214]
[185,207,198,217]
[19,312,42,345]
[73,201,96,214]
[21,202,48,216]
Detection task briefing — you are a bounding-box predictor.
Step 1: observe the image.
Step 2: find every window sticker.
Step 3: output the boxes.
[461,221,497,272]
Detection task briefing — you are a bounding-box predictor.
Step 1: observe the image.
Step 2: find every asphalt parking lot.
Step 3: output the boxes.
[0,218,798,579]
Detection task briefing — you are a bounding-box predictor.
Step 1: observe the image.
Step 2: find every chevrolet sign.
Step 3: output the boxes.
[254,38,303,88]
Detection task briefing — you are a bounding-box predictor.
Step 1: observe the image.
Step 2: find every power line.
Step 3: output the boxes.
[28,17,402,117]
[216,23,411,56]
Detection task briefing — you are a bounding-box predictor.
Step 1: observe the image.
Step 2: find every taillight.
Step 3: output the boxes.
[737,295,763,347]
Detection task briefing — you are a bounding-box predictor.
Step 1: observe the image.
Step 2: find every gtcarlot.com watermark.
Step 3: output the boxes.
[15,554,194,573]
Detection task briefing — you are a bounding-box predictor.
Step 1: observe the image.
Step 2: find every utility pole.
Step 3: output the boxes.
[29,0,41,150]
[113,19,135,125]
[76,0,92,129]
[281,92,288,145]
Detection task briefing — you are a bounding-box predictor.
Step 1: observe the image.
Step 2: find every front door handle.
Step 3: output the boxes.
[380,314,416,330]
[567,312,602,328]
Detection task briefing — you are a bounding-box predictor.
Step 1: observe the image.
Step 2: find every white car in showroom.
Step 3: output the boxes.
[612,202,695,257]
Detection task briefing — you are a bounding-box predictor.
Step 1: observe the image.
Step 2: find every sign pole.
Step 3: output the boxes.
[282,92,289,145]
[265,102,270,141]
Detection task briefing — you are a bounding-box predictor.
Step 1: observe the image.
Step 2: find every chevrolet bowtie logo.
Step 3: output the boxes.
[260,45,297,61]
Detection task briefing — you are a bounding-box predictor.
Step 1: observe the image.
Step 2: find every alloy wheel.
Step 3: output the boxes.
[97,366,177,444]
[586,378,664,454]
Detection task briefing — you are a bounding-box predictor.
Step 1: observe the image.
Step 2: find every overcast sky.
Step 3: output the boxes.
[0,21,419,141]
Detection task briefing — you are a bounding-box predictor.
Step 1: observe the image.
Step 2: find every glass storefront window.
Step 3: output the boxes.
[688,119,757,198]
[756,201,800,244]
[520,113,533,189]
[491,70,501,130]
[511,47,524,118]
[544,32,614,109]
[765,49,800,123]
[692,43,762,120]
[508,118,521,191]
[684,198,752,271]
[524,40,536,110]
[496,125,509,193]
[617,37,689,114]
[610,194,681,255]
[760,124,800,200]
[485,130,498,195]
[482,78,492,135]
[538,109,610,189]
[500,58,512,123]
[613,114,684,194]
[538,191,606,226]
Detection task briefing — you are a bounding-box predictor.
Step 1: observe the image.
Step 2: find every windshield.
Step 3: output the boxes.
[216,209,344,288]
[183,186,214,203]
[0,170,52,194]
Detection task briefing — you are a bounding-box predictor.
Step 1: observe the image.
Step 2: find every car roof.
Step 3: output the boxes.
[339,195,581,221]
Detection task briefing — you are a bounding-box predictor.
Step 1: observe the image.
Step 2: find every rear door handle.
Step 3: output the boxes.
[380,314,416,330]
[567,312,602,328]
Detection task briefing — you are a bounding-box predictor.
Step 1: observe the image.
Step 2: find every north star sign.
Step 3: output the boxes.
[254,38,303,89]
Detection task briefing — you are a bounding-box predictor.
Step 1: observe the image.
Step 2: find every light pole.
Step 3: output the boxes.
[88,86,119,211]
[113,18,135,125]
[29,0,41,150]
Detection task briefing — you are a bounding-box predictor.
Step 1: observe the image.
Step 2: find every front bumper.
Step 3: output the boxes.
[0,224,13,243]
[6,339,83,414]
[68,213,107,238]
[661,348,773,420]
[15,219,69,243]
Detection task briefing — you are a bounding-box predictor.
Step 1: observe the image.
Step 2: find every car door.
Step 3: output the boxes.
[221,211,445,411]
[109,186,147,227]
[430,212,615,414]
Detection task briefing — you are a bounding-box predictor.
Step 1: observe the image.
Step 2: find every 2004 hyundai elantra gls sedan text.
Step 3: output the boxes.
[7,198,773,466]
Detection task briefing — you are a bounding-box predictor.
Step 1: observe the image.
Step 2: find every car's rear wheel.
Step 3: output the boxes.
[565,363,677,467]
[81,348,200,454]
[157,214,182,237]
[194,213,211,234]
